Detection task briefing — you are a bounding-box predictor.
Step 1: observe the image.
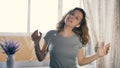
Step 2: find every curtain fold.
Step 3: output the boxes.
[83,0,116,68]
[112,0,120,68]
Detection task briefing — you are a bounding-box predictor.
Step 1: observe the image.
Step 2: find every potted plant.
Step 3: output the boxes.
[0,39,20,68]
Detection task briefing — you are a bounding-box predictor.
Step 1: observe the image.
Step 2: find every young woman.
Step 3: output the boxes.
[31,7,110,68]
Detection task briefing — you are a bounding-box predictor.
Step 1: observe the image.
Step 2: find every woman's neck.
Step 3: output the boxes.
[59,25,74,37]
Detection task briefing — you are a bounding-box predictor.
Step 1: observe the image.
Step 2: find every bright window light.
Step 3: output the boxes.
[30,0,58,33]
[63,0,80,15]
[0,0,28,33]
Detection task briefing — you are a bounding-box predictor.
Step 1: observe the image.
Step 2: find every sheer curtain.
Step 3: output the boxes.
[82,0,117,68]
[112,0,120,68]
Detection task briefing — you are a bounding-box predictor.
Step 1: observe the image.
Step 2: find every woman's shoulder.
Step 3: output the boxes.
[48,30,57,32]
[46,30,57,35]
[47,30,57,33]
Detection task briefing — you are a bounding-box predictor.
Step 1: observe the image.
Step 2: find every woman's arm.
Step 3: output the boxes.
[31,30,48,62]
[77,48,99,66]
[34,41,48,62]
[77,43,110,66]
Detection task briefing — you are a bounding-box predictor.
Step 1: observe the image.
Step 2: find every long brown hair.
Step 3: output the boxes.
[57,7,89,46]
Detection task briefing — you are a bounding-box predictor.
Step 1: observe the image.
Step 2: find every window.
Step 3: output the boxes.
[0,0,79,34]
[30,0,58,33]
[62,0,80,15]
[0,0,28,33]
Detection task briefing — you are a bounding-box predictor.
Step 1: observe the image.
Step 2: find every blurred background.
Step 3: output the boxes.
[0,0,120,68]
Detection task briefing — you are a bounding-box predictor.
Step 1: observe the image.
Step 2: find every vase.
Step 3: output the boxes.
[6,55,15,68]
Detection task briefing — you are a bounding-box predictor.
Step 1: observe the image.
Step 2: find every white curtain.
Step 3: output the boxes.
[82,0,117,68]
[112,0,120,68]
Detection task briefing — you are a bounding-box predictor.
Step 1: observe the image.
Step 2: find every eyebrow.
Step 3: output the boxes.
[73,11,82,20]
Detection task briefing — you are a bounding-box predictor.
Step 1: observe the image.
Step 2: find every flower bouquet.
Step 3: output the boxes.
[0,39,20,55]
[0,39,20,68]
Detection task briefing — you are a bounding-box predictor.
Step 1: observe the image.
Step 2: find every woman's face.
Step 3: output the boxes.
[64,10,83,28]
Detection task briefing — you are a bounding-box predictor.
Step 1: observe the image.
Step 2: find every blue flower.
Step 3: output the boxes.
[0,39,20,55]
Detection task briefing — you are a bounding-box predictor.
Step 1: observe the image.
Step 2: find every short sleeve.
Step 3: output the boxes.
[44,31,51,45]
[78,41,83,49]
[44,30,56,45]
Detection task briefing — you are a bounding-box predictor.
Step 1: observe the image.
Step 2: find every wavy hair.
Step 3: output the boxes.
[57,7,89,46]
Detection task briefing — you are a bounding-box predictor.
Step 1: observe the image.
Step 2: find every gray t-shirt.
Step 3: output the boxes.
[44,30,83,68]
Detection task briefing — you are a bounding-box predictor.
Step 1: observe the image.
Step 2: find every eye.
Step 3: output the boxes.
[76,17,78,20]
[76,16,80,20]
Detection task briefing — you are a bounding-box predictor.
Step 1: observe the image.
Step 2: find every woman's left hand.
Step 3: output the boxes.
[104,43,110,55]
[97,42,110,57]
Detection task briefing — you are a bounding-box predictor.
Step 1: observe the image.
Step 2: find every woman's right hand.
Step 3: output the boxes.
[31,30,42,44]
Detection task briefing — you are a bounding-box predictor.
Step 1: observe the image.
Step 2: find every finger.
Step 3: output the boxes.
[105,43,110,50]
[31,30,38,41]
[34,30,38,32]
[99,42,104,49]
[104,44,110,55]
[106,43,110,48]
[38,32,42,39]
[105,49,109,55]
[32,30,38,34]
[39,32,42,36]
[34,30,38,35]
[32,30,38,37]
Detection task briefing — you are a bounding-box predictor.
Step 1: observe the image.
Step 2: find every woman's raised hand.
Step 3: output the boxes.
[31,30,42,44]
[97,42,110,57]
